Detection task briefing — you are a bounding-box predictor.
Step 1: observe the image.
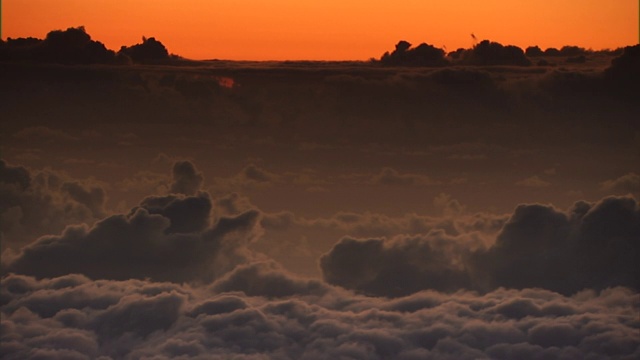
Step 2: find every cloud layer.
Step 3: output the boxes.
[1,160,107,248]
[1,270,638,359]
[321,196,639,296]
[2,190,262,284]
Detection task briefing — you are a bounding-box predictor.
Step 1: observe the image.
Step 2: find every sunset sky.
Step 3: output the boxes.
[3,0,638,60]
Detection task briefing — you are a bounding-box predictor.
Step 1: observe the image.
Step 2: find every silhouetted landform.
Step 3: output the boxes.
[118,36,170,64]
[0,26,174,65]
[1,27,629,68]
[381,40,532,67]
[459,40,531,66]
[380,39,628,67]
[527,45,587,57]
[379,40,533,67]
[525,46,545,57]
[605,44,640,81]
[380,40,449,67]
[0,26,115,64]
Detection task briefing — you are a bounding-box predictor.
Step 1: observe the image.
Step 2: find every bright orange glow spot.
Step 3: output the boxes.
[3,1,638,60]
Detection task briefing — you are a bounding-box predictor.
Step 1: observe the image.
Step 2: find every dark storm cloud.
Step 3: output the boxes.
[2,273,638,359]
[321,196,639,296]
[2,191,263,283]
[169,160,204,196]
[0,160,106,248]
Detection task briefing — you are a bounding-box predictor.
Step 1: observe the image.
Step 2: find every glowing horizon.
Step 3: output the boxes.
[3,1,639,60]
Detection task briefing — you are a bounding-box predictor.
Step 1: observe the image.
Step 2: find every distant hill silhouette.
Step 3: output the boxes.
[0,27,632,67]
[0,26,115,64]
[459,40,531,66]
[604,44,640,93]
[379,39,533,67]
[118,37,170,64]
[0,27,173,65]
[380,41,449,67]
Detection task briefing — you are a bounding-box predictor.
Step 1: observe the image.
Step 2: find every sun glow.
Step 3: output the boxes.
[3,1,638,60]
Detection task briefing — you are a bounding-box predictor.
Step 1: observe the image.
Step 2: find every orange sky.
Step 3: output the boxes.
[2,0,638,60]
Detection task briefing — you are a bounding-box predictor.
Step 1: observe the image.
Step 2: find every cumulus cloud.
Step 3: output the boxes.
[1,273,638,359]
[114,160,204,206]
[321,196,639,296]
[433,193,465,216]
[169,160,204,195]
[320,234,475,296]
[601,172,640,195]
[0,160,107,248]
[2,191,262,283]
[473,196,639,294]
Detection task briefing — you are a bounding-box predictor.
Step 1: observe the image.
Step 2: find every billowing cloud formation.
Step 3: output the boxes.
[2,192,262,283]
[1,271,638,359]
[601,172,640,196]
[320,233,476,296]
[169,160,204,196]
[0,160,106,248]
[321,196,639,296]
[473,196,639,294]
